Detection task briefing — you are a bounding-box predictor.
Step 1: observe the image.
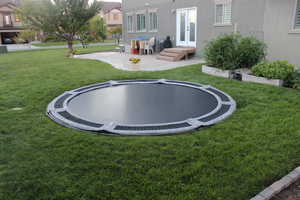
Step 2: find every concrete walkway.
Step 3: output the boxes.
[6,42,116,52]
[74,52,204,71]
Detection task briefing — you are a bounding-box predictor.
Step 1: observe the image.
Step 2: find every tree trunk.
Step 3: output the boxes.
[67,40,74,54]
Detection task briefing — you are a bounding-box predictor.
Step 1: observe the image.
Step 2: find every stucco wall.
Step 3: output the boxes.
[104,9,123,26]
[123,0,266,56]
[264,0,300,68]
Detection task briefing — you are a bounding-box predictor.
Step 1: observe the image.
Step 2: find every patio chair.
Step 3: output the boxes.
[144,37,155,55]
[118,44,125,53]
[139,41,146,55]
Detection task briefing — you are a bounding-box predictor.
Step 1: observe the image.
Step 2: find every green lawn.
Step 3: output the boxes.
[1,47,300,200]
[32,39,116,47]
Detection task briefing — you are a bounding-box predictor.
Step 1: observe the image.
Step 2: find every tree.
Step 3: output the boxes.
[109,26,122,44]
[14,29,36,45]
[89,16,107,42]
[17,0,101,54]
[78,24,93,48]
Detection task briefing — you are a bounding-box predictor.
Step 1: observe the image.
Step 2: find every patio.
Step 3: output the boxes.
[74,51,204,71]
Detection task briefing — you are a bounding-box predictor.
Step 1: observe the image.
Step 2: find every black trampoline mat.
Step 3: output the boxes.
[67,84,218,124]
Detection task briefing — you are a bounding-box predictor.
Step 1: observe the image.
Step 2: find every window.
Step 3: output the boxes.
[149,11,158,31]
[127,15,134,32]
[294,0,300,29]
[215,0,232,25]
[3,15,12,26]
[137,13,146,32]
[113,13,119,20]
[15,15,21,22]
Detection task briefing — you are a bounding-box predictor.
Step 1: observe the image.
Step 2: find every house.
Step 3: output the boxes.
[122,0,300,68]
[0,0,23,44]
[98,1,122,38]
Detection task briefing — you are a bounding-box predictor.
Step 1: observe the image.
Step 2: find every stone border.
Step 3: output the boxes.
[250,167,300,200]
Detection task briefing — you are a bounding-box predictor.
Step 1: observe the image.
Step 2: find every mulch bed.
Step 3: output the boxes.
[271,179,300,200]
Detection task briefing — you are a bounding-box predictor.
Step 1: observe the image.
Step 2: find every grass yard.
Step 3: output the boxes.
[32,39,116,47]
[1,47,300,200]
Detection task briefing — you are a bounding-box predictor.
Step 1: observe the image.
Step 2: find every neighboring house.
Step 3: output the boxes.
[98,1,122,38]
[0,0,23,44]
[123,0,300,68]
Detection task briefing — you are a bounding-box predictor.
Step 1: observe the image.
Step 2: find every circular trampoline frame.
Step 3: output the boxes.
[47,79,236,136]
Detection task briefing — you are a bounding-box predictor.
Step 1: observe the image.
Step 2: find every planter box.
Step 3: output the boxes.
[242,73,283,87]
[202,65,234,79]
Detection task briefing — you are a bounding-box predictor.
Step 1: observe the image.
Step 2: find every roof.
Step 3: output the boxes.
[99,1,122,13]
[0,0,20,7]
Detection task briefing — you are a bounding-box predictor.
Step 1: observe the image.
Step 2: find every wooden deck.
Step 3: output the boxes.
[157,47,196,62]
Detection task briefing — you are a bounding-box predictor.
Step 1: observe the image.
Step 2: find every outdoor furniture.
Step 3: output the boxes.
[131,36,149,55]
[118,44,125,53]
[139,41,146,54]
[0,45,8,54]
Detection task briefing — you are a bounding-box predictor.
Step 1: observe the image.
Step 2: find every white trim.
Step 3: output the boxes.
[148,8,158,13]
[149,9,158,32]
[136,12,147,32]
[136,9,146,14]
[213,23,232,27]
[176,7,197,47]
[215,0,232,4]
[126,13,134,33]
[291,0,300,30]
[288,29,300,34]
[214,1,232,25]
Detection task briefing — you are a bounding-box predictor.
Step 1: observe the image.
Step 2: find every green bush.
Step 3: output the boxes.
[252,60,295,80]
[287,69,300,88]
[237,37,267,69]
[204,34,267,70]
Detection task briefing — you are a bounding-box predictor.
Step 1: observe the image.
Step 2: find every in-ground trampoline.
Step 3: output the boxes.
[47,79,236,136]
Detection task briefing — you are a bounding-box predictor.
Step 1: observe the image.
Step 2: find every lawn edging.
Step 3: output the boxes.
[250,167,300,200]
[242,73,283,87]
[202,65,234,79]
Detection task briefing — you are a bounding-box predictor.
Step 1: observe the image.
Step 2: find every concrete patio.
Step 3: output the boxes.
[74,52,204,71]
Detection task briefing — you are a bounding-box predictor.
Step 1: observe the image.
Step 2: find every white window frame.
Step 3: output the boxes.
[136,10,147,32]
[214,0,232,26]
[126,13,134,33]
[290,0,300,33]
[149,9,158,32]
[4,15,12,26]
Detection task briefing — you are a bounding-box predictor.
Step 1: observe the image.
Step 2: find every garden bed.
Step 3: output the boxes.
[202,65,234,79]
[242,73,284,87]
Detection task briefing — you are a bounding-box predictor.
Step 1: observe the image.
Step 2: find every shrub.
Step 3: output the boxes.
[287,69,300,88]
[252,60,295,80]
[204,34,267,70]
[204,34,240,70]
[237,37,267,69]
